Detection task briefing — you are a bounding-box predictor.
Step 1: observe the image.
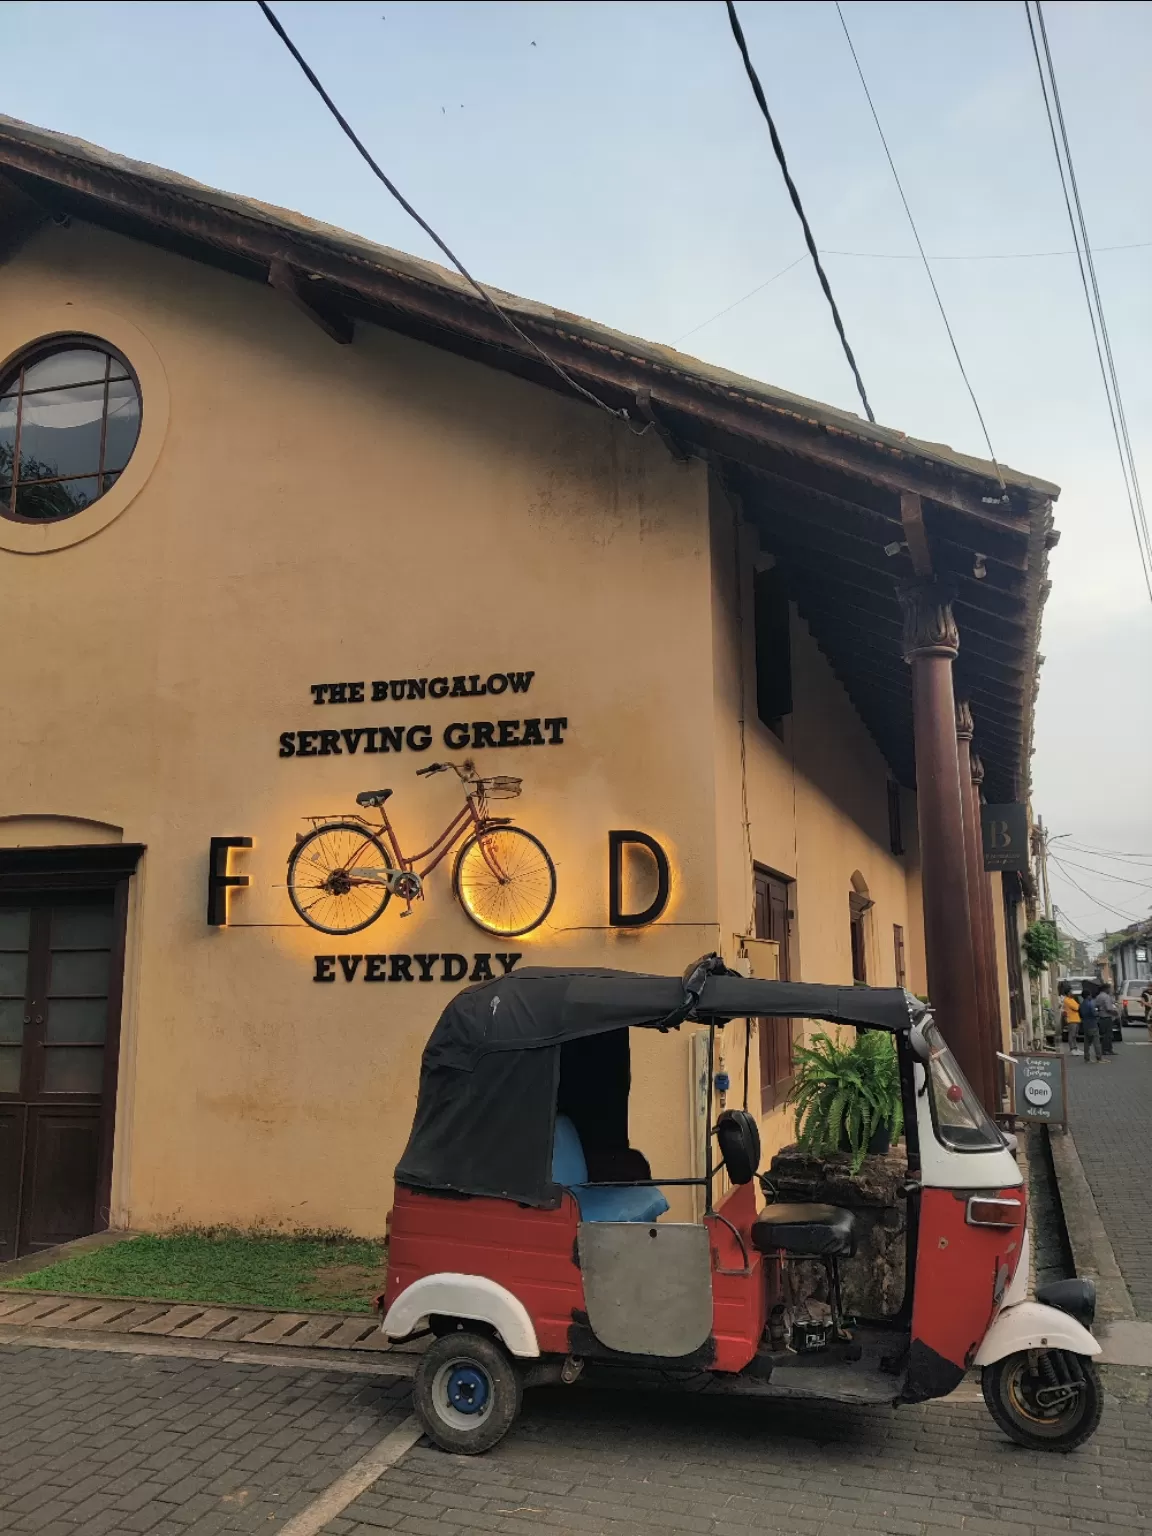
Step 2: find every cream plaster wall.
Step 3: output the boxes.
[707,479,922,1161]
[2,223,721,1234]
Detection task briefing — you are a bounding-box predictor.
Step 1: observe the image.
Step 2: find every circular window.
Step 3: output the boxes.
[0,339,141,523]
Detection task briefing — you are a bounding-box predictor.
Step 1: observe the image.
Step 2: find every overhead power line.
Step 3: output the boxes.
[673,255,806,344]
[1064,841,1152,866]
[255,0,639,433]
[724,0,876,423]
[1054,855,1152,892]
[834,1,1004,489]
[823,239,1152,261]
[1025,0,1152,603]
[1049,853,1146,925]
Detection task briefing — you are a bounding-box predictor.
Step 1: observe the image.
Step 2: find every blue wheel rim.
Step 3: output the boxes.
[445,1365,490,1415]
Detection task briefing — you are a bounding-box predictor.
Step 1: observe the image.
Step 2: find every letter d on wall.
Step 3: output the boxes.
[609,831,671,927]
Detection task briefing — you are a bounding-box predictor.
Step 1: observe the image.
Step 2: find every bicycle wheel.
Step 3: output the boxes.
[453,827,556,938]
[287,822,393,935]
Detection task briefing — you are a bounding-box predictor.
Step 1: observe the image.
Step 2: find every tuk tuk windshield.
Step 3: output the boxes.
[923,1021,1004,1152]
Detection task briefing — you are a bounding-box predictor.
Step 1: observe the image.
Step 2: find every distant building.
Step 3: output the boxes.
[1107,920,1152,986]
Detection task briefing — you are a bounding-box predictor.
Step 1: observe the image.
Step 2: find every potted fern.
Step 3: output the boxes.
[788,1029,903,1173]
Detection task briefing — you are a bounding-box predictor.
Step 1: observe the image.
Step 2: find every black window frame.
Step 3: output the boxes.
[0,335,142,525]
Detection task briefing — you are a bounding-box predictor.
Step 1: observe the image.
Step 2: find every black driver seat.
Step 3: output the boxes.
[751,1203,857,1258]
[356,789,393,807]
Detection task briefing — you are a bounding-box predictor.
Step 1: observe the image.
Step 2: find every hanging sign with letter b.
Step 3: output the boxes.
[981,804,1029,873]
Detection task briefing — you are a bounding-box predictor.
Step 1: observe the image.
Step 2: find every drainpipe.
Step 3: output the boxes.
[897,579,984,1105]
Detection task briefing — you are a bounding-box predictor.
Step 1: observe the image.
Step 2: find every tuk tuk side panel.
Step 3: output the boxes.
[906,1186,1027,1399]
[386,1186,584,1354]
[707,1182,767,1374]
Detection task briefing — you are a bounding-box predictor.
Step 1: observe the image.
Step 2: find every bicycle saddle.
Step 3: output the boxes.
[355,789,393,807]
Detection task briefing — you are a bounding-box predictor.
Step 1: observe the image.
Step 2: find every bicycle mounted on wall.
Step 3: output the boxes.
[286,760,557,938]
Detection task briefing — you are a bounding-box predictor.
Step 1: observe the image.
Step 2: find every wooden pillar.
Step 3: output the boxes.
[897,581,983,1099]
[971,753,1005,1065]
[955,702,999,1110]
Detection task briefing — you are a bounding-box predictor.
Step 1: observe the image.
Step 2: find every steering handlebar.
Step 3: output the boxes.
[415,759,477,780]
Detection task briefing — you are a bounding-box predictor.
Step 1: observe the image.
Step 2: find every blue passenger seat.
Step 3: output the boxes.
[552,1115,670,1223]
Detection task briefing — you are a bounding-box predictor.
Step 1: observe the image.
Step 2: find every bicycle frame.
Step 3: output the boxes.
[336,788,512,889]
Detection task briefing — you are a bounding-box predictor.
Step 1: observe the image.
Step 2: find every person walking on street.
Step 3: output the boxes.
[1143,982,1152,1042]
[1080,983,1103,1063]
[1059,981,1081,1052]
[1095,982,1120,1055]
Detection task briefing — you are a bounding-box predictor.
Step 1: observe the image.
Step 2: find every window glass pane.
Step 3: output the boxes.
[13,477,100,521]
[43,1047,104,1094]
[0,1000,24,1043]
[49,950,110,997]
[52,906,114,948]
[0,1047,21,1094]
[102,378,141,473]
[102,471,120,494]
[0,909,30,948]
[0,393,15,462]
[20,348,107,392]
[46,998,107,1044]
[18,383,105,481]
[0,953,28,996]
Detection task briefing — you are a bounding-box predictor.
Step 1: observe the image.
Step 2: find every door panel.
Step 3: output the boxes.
[0,888,123,1257]
[0,1106,26,1261]
[21,1108,102,1252]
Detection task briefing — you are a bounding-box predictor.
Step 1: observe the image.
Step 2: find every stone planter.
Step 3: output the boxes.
[765,1144,909,1320]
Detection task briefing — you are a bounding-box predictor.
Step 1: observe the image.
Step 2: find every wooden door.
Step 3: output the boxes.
[0,892,124,1259]
[755,868,794,1105]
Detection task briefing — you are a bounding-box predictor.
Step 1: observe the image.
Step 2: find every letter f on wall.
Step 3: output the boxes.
[207,837,252,926]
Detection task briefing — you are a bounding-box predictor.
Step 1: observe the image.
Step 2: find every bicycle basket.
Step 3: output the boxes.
[476,776,522,800]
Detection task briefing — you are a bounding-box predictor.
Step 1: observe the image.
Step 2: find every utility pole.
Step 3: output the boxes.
[1031,816,1058,1049]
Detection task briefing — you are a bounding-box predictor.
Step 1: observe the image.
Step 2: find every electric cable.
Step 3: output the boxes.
[1049,854,1146,925]
[1063,841,1152,865]
[674,255,806,345]
[834,2,1004,488]
[1025,0,1152,601]
[724,0,876,423]
[1052,855,1152,892]
[823,239,1152,261]
[255,0,641,433]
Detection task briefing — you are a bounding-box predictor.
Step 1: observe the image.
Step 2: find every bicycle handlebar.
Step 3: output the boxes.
[415,760,477,780]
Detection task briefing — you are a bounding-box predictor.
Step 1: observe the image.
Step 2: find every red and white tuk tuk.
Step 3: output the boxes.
[381,957,1102,1453]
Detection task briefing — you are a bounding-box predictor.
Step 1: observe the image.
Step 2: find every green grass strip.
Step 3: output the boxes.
[1,1234,387,1314]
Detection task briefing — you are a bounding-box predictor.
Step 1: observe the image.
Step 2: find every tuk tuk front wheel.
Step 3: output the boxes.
[982,1350,1103,1451]
[415,1332,522,1455]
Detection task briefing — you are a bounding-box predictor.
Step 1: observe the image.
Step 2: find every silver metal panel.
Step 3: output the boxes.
[578,1222,713,1357]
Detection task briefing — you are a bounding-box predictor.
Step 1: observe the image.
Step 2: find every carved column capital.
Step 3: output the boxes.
[955,699,974,742]
[897,580,959,662]
[970,753,986,789]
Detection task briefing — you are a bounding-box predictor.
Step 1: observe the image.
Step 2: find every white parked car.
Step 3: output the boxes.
[1120,980,1151,1023]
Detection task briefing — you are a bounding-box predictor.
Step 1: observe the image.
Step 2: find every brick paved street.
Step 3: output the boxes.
[0,1345,411,1535]
[1,1343,1149,1536]
[1066,1033,1152,1319]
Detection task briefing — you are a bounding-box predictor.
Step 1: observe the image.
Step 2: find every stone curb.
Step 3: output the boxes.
[1047,1127,1135,1323]
[0,1288,403,1354]
[0,1319,418,1376]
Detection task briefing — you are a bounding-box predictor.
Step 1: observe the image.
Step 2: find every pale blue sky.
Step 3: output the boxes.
[5,0,1150,939]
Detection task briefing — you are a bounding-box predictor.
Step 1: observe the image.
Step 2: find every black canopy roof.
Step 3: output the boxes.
[394,967,924,1206]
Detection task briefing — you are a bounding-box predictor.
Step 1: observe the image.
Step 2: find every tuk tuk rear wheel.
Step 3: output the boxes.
[982,1350,1102,1451]
[415,1331,522,1455]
